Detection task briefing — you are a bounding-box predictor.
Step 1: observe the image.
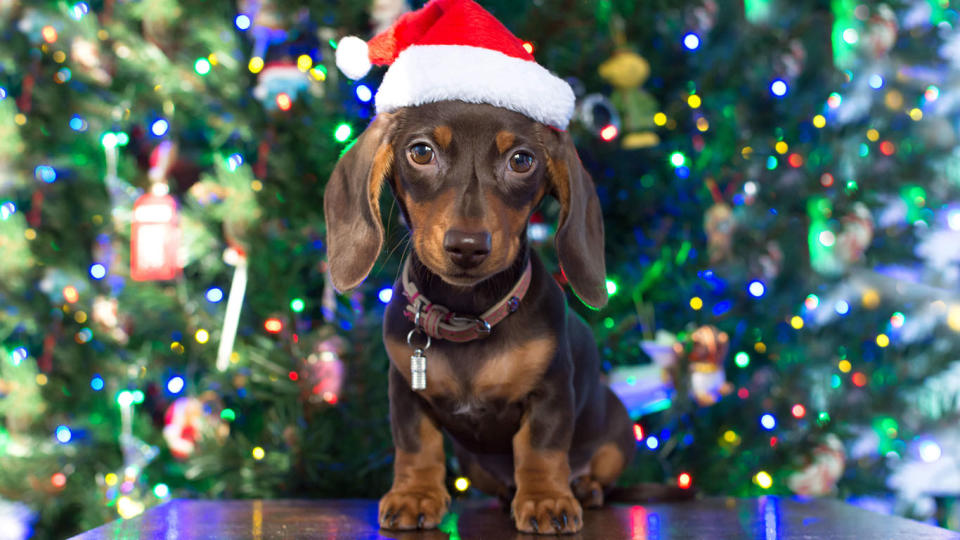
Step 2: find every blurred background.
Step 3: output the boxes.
[2,0,960,537]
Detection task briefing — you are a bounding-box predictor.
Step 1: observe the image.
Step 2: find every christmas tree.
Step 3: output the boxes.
[2,0,960,538]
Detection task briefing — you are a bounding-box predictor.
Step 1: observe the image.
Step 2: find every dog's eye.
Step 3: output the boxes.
[508,152,535,173]
[408,143,435,165]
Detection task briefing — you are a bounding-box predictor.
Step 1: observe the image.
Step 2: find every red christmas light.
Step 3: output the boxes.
[62,286,79,304]
[737,387,749,399]
[600,124,619,141]
[51,472,67,488]
[788,153,804,168]
[42,26,58,43]
[678,472,692,489]
[264,318,283,334]
[633,424,644,442]
[791,404,806,418]
[879,141,895,156]
[770,436,778,447]
[820,173,835,187]
[852,372,867,387]
[288,371,299,381]
[276,93,293,111]
[521,41,534,54]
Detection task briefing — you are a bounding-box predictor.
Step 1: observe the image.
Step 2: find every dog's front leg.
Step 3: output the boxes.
[512,380,582,534]
[378,366,450,530]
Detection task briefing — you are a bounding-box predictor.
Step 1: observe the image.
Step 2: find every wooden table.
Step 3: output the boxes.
[71,497,960,539]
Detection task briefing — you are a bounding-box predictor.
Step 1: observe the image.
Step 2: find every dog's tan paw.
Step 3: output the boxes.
[378,486,450,530]
[511,489,583,534]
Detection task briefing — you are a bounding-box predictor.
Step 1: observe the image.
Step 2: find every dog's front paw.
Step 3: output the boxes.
[378,486,450,530]
[511,488,583,534]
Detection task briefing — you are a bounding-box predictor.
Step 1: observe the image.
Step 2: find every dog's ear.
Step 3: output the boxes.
[545,129,608,309]
[324,112,396,292]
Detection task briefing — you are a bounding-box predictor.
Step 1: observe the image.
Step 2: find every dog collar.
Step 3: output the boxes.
[401,258,533,343]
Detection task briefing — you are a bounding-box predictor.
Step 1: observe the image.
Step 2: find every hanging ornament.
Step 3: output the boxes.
[756,241,784,280]
[237,0,296,59]
[71,37,112,85]
[865,4,898,59]
[809,199,874,276]
[92,296,131,344]
[682,325,733,406]
[216,246,248,371]
[776,39,807,79]
[576,94,621,141]
[131,142,181,281]
[610,330,679,417]
[704,203,736,264]
[370,0,410,35]
[787,434,846,496]
[687,0,718,33]
[597,50,660,149]
[162,393,229,459]
[253,61,310,112]
[303,338,345,404]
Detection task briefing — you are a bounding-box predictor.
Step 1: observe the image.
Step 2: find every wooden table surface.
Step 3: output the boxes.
[71,496,960,540]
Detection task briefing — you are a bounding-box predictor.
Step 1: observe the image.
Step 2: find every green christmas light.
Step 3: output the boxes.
[290,298,305,313]
[132,390,145,404]
[194,58,211,75]
[220,408,236,422]
[734,352,750,368]
[153,483,170,498]
[669,152,686,167]
[603,317,615,329]
[605,279,618,296]
[334,123,352,143]
[116,390,134,407]
[817,411,830,425]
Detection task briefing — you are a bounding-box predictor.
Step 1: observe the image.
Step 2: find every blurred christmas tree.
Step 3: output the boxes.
[3,0,960,538]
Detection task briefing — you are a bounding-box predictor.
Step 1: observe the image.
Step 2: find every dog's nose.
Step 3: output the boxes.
[443,230,491,269]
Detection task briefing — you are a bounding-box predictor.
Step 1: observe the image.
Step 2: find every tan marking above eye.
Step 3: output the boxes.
[496,131,516,154]
[433,125,453,150]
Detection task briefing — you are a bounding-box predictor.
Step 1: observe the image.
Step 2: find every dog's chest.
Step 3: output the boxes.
[384,335,556,404]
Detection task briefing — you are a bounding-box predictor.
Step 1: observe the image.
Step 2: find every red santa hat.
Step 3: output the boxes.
[335,0,575,130]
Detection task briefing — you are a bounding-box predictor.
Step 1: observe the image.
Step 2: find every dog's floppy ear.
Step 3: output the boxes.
[545,130,608,309]
[324,112,396,292]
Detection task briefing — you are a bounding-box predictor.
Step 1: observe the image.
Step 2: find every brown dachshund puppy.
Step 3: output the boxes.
[324,101,635,534]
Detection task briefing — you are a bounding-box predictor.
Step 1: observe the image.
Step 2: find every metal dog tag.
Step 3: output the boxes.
[410,348,427,391]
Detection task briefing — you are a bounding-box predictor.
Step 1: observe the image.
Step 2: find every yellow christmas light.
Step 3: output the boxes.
[248,57,265,74]
[790,316,804,330]
[696,117,709,132]
[690,297,703,311]
[297,55,313,72]
[687,95,701,109]
[195,329,209,344]
[812,115,826,128]
[862,289,880,309]
[909,108,923,121]
[838,360,852,373]
[252,447,265,460]
[105,473,118,486]
[653,112,667,126]
[866,129,879,141]
[754,471,773,489]
[876,334,890,348]
[754,342,767,353]
[454,477,470,491]
[775,141,789,154]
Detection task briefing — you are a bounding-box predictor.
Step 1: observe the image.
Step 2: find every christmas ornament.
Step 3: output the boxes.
[787,434,846,496]
[704,203,736,264]
[598,51,660,149]
[304,338,345,404]
[162,394,229,459]
[130,186,180,281]
[610,330,679,417]
[216,246,248,371]
[370,0,410,35]
[252,62,310,111]
[576,93,621,140]
[238,0,296,58]
[682,325,733,406]
[687,0,717,33]
[809,200,874,276]
[92,296,131,344]
[865,4,898,59]
[335,0,576,130]
[776,39,807,79]
[71,37,112,85]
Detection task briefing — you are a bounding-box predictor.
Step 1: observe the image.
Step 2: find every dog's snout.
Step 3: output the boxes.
[443,230,491,269]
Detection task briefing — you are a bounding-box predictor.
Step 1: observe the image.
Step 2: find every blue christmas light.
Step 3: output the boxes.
[11,347,27,366]
[770,79,788,97]
[835,300,850,315]
[868,74,884,89]
[645,436,660,450]
[356,84,373,103]
[34,165,57,183]
[682,33,701,50]
[90,374,104,391]
[151,118,169,137]
[69,115,86,131]
[205,287,224,303]
[378,288,393,304]
[166,375,185,395]
[0,201,16,221]
[760,413,777,430]
[919,439,942,463]
[55,425,72,444]
[748,280,766,298]
[70,2,89,20]
[235,14,251,30]
[89,263,107,280]
[227,153,244,172]
[0,87,6,99]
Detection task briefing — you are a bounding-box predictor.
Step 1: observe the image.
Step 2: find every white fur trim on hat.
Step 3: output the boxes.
[336,36,372,80]
[375,45,575,130]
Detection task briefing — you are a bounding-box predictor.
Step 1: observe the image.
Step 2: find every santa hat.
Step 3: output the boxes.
[336,0,575,130]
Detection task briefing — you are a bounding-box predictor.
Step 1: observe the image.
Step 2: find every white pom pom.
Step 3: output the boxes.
[336,36,372,80]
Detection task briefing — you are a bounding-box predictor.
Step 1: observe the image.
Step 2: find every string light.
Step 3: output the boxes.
[754,471,773,489]
[235,14,251,30]
[252,447,265,460]
[206,287,224,303]
[682,33,701,50]
[812,115,826,128]
[248,57,265,74]
[747,280,765,298]
[790,316,804,330]
[521,41,534,54]
[734,352,750,368]
[264,318,283,333]
[194,58,212,76]
[645,436,659,450]
[55,425,72,443]
[151,119,169,137]
[791,404,806,418]
[770,79,788,97]
[355,84,373,103]
[90,374,104,391]
[827,93,842,108]
[89,263,107,280]
[51,473,67,488]
[919,440,942,463]
[760,413,777,430]
[63,286,79,303]
[600,124,619,141]
[633,424,644,442]
[835,300,850,315]
[804,294,819,310]
[276,93,293,111]
[454,477,470,491]
[290,298,305,312]
[868,74,884,89]
[166,376,185,394]
[334,123,352,142]
[852,372,867,387]
[378,288,393,304]
[35,165,57,183]
[154,483,170,498]
[221,409,236,421]
[876,333,890,348]
[678,472,692,489]
[605,279,618,296]
[841,28,858,44]
[669,152,686,167]
[42,25,58,43]
[687,94,702,108]
[838,360,852,373]
[297,55,313,72]
[689,296,703,310]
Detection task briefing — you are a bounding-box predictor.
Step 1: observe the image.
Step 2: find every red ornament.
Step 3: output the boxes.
[130,189,180,281]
